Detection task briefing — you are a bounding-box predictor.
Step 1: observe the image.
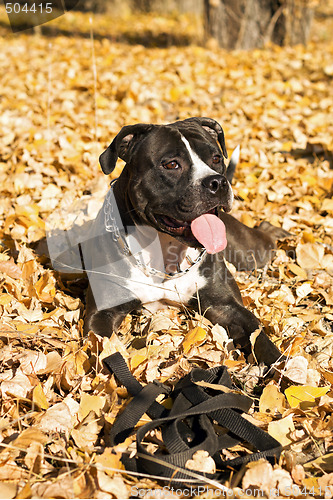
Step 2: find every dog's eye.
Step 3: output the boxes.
[163,160,180,170]
[212,155,221,164]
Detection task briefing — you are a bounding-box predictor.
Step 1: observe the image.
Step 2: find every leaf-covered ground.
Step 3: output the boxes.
[0,3,333,498]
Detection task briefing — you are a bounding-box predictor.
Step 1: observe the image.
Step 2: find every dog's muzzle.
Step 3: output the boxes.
[202,174,228,195]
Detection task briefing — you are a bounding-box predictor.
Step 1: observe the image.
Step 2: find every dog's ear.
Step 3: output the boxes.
[99,123,153,174]
[226,144,240,184]
[185,117,228,159]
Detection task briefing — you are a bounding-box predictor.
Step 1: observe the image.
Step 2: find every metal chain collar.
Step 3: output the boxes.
[104,181,207,280]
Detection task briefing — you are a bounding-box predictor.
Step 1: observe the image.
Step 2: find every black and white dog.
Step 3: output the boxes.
[83,117,288,365]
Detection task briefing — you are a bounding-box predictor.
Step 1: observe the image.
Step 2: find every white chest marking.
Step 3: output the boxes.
[181,135,217,183]
[128,258,207,313]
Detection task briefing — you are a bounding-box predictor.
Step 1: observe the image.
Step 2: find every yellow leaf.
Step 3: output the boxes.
[21,259,38,280]
[16,482,32,499]
[302,477,320,494]
[16,205,45,229]
[238,188,249,201]
[78,394,106,420]
[96,95,110,108]
[16,204,39,219]
[32,384,49,410]
[223,359,245,368]
[0,293,13,306]
[302,231,315,243]
[304,452,333,473]
[35,273,56,303]
[321,370,333,385]
[288,263,308,279]
[95,448,124,475]
[183,327,207,354]
[74,350,90,376]
[169,86,181,102]
[282,141,293,151]
[16,323,40,334]
[285,385,329,409]
[300,174,317,187]
[130,347,148,369]
[14,427,48,448]
[245,173,259,185]
[322,199,333,212]
[240,212,255,228]
[268,414,295,446]
[259,384,286,415]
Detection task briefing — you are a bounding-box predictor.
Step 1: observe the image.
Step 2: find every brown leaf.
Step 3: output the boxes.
[37,401,77,437]
[71,411,103,450]
[0,483,17,499]
[242,460,273,494]
[296,242,324,270]
[0,258,22,279]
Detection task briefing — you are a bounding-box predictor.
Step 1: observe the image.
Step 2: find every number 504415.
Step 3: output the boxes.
[5,3,53,14]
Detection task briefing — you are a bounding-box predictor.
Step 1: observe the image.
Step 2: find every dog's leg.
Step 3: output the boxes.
[189,263,283,365]
[84,286,141,337]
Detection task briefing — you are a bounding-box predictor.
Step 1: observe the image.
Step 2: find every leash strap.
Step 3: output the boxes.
[103,353,282,483]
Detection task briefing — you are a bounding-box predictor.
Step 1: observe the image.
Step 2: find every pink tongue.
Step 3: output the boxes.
[191,214,227,254]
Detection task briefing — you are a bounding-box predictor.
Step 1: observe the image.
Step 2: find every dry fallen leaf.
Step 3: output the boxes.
[71,411,103,450]
[0,483,17,499]
[285,385,330,410]
[268,414,295,446]
[32,384,49,409]
[37,401,78,437]
[183,326,207,354]
[1,369,33,399]
[95,448,124,475]
[185,450,216,474]
[24,441,44,475]
[18,350,48,375]
[0,258,22,279]
[304,452,333,473]
[78,393,107,420]
[0,4,333,496]
[259,384,286,415]
[291,463,305,485]
[296,242,325,270]
[242,459,273,494]
[96,471,129,498]
[30,474,75,499]
[130,347,148,370]
[284,355,308,384]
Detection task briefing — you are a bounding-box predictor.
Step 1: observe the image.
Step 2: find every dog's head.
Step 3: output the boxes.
[99,117,234,250]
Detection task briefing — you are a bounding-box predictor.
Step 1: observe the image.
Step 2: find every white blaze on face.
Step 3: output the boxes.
[181,134,234,210]
[181,135,218,183]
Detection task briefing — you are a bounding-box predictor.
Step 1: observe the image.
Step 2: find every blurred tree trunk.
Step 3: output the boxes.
[135,0,153,11]
[204,0,314,49]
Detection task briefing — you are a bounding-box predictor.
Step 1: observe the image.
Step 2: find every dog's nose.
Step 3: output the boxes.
[202,175,228,195]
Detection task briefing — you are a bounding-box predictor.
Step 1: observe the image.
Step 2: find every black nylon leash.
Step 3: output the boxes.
[103,352,282,484]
